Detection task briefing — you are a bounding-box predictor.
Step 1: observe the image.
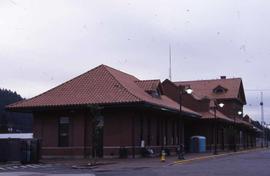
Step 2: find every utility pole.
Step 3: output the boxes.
[260,92,264,148]
[169,44,172,81]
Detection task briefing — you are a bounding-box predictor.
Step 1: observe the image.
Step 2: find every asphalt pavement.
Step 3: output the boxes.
[1,149,270,176]
[96,149,270,176]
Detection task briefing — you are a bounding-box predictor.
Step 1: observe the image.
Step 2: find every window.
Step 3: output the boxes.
[58,117,70,147]
[146,89,161,98]
[215,88,224,94]
[213,86,228,94]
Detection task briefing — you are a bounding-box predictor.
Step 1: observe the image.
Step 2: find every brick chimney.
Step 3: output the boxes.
[220,76,226,79]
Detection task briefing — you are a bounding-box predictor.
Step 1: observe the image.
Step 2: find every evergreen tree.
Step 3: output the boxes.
[0,88,32,133]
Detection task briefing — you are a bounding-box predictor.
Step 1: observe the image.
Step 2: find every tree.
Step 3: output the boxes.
[0,113,8,133]
[0,88,32,133]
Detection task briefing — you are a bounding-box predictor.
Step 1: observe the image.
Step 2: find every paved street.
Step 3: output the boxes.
[0,163,94,176]
[95,149,270,176]
[1,149,270,176]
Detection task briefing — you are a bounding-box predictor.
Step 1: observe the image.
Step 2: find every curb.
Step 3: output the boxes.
[169,148,269,166]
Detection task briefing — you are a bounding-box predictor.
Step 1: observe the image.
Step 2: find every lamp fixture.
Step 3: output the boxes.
[185,87,193,94]
[218,103,225,108]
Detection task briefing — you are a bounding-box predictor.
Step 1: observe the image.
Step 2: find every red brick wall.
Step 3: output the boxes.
[162,80,179,103]
[33,112,58,147]
[162,80,210,112]
[103,109,133,146]
[71,112,85,148]
[32,107,187,158]
[217,99,243,119]
[102,108,186,156]
[182,95,210,112]
[33,110,90,157]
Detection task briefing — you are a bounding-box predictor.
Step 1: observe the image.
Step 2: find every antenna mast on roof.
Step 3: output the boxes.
[169,44,172,81]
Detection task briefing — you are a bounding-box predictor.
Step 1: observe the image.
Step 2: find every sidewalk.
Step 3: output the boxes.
[41,148,268,172]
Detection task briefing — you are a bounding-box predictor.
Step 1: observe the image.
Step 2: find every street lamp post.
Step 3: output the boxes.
[235,110,242,152]
[212,101,224,155]
[233,114,236,152]
[265,123,270,148]
[266,125,269,148]
[261,122,264,148]
[178,85,193,160]
[261,121,267,148]
[213,105,217,155]
[264,123,267,148]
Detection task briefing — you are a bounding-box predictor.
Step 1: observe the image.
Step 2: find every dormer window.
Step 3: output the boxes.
[147,89,161,98]
[213,85,227,94]
[214,88,224,94]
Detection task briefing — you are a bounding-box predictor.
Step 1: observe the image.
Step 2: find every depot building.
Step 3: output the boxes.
[6,65,259,158]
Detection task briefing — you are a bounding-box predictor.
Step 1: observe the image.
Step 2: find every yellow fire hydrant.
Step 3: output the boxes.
[160,150,166,162]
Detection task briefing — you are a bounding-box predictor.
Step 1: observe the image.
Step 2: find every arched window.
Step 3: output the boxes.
[213,86,227,94]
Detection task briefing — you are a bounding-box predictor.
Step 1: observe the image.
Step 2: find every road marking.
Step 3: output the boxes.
[170,148,269,166]
[5,167,15,170]
[27,164,37,168]
[41,164,52,167]
[0,164,52,171]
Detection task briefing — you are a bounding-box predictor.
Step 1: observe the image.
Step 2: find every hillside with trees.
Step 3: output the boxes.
[0,88,32,133]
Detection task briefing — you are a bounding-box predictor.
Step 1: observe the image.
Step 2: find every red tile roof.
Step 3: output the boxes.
[174,78,246,104]
[200,110,233,122]
[236,117,253,128]
[135,80,160,92]
[6,65,199,116]
[174,78,255,127]
[200,110,254,128]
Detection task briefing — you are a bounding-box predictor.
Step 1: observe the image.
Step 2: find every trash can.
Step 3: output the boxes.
[164,148,170,156]
[30,139,41,163]
[0,139,8,162]
[119,147,128,158]
[21,139,41,164]
[190,136,206,153]
[21,140,31,164]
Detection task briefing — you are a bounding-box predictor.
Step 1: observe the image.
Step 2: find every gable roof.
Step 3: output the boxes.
[174,78,246,104]
[243,114,251,123]
[6,65,199,116]
[162,79,206,101]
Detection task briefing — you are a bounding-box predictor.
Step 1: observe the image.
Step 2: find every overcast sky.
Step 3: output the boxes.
[0,0,269,122]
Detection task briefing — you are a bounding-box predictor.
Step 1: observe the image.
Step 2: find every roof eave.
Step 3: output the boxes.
[5,101,144,113]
